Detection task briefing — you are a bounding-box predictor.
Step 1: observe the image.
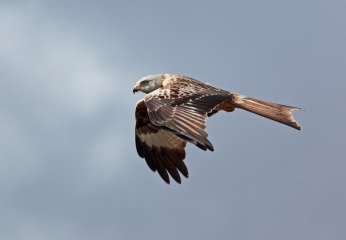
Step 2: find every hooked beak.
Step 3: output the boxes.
[132,84,140,94]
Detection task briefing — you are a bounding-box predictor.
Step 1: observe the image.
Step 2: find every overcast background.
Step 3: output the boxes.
[1,1,345,239]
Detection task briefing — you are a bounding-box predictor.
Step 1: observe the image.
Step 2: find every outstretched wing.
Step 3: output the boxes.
[135,100,188,184]
[144,75,232,151]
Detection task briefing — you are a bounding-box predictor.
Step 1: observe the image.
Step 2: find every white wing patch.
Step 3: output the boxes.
[138,129,184,149]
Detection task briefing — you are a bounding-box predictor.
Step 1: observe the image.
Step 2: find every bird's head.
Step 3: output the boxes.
[133,74,166,94]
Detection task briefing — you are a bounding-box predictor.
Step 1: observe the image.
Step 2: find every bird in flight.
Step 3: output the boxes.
[133,74,301,184]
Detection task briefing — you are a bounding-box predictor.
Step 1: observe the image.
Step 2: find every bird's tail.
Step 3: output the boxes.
[232,94,302,130]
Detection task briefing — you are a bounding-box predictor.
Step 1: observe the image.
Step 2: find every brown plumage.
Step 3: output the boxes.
[134,74,302,184]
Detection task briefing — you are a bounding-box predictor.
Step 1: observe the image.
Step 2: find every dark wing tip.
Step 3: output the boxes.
[207,143,214,151]
[294,124,301,131]
[136,136,188,184]
[159,171,170,184]
[176,161,189,178]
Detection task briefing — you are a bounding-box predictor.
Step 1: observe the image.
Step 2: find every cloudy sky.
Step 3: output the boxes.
[1,1,345,239]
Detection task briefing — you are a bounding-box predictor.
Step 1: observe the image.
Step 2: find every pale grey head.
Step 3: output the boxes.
[132,74,167,94]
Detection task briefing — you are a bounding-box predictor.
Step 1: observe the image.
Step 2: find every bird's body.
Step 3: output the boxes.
[133,74,301,184]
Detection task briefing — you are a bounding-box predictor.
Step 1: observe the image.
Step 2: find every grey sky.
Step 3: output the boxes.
[1,1,345,239]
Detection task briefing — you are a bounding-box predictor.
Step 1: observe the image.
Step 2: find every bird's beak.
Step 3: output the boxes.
[132,84,140,94]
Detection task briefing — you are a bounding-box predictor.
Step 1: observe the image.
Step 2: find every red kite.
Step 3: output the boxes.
[133,74,301,184]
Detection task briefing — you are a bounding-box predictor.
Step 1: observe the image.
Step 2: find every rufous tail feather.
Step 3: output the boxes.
[232,94,302,130]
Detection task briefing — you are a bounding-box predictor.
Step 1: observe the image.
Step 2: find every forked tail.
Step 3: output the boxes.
[233,94,302,130]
